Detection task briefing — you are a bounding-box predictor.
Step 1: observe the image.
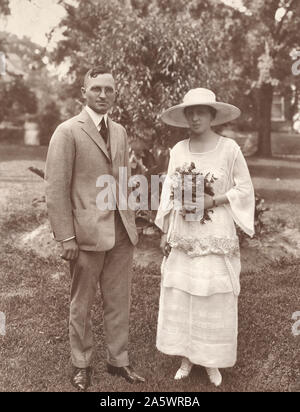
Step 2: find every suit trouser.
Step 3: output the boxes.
[69,211,134,368]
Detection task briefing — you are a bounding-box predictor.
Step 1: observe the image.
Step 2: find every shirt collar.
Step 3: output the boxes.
[85,105,108,129]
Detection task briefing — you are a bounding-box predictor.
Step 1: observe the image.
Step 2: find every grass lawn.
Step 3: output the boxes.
[1,144,300,392]
[272,132,300,156]
[0,144,48,162]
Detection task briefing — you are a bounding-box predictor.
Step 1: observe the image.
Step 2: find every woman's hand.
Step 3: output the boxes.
[204,194,214,210]
[160,233,171,257]
[204,194,229,209]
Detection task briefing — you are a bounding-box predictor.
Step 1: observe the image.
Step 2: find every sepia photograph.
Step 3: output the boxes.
[0,0,300,395]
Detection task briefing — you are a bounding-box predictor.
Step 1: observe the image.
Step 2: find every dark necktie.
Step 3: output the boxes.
[99,117,108,145]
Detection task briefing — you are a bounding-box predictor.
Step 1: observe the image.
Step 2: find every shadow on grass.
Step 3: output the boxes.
[0,144,48,163]
[251,188,300,204]
[248,165,300,180]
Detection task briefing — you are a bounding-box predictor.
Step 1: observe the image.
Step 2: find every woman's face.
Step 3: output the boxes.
[184,105,214,134]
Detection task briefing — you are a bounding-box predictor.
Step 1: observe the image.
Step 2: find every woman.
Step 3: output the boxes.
[155,88,255,387]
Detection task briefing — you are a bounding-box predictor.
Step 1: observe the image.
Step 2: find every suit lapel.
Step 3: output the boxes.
[77,109,110,161]
[107,117,118,161]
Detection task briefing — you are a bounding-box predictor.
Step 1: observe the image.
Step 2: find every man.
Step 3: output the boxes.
[45,66,145,391]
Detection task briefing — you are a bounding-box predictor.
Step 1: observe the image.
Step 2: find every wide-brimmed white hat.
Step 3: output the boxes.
[161,88,241,127]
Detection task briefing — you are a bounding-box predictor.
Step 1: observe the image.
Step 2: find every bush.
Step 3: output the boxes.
[37,102,61,146]
[0,127,24,144]
[236,193,270,245]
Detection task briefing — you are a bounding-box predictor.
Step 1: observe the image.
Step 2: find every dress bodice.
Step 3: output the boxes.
[166,137,240,258]
[169,137,234,195]
[155,136,255,297]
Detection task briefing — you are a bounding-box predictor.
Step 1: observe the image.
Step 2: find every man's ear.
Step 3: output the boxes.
[81,87,86,99]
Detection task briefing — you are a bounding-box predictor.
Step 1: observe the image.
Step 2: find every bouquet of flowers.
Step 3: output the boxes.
[169,162,217,224]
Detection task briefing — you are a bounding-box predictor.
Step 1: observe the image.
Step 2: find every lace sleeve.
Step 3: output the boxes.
[224,148,255,237]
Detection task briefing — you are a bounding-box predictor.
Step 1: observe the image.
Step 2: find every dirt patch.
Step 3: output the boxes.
[241,228,300,273]
[0,288,35,300]
[15,220,300,274]
[16,220,162,267]
[17,221,60,258]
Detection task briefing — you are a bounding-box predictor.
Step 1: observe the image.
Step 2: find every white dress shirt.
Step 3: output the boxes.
[85,105,108,131]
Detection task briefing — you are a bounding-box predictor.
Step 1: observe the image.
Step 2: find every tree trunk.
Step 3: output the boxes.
[257,83,274,157]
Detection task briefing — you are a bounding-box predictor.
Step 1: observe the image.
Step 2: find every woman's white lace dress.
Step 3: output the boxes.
[155,137,255,368]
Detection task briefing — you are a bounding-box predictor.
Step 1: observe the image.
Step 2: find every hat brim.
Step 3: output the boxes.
[161,102,241,127]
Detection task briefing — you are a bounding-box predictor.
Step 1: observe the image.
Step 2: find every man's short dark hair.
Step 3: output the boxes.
[83,66,114,88]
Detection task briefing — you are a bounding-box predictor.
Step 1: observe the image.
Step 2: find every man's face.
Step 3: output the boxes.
[81,73,116,114]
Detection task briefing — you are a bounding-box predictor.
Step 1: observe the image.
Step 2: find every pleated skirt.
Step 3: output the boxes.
[156,285,238,368]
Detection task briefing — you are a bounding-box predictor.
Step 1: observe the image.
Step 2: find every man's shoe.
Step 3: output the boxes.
[71,366,93,391]
[107,364,145,384]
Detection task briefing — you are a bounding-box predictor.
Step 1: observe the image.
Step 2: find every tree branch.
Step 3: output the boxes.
[274,0,296,41]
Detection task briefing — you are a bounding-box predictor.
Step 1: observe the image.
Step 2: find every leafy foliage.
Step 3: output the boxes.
[0,0,9,16]
[0,31,63,142]
[236,192,270,245]
[233,0,300,155]
[51,0,243,165]
[0,77,37,123]
[37,101,61,146]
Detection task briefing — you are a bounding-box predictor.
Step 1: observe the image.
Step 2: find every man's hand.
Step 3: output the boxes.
[60,238,79,261]
[160,233,171,257]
